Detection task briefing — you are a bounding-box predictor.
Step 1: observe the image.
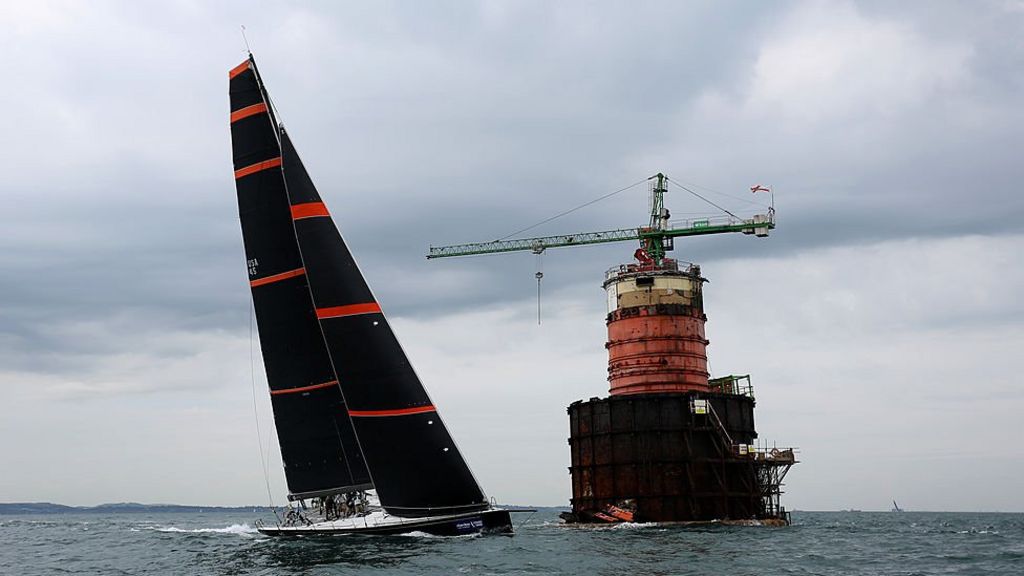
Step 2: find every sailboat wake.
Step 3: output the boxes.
[145,524,259,535]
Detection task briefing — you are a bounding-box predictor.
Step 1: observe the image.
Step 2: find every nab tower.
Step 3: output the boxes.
[429,174,796,525]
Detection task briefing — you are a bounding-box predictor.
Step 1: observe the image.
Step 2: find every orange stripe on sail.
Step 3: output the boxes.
[348,405,436,417]
[234,157,282,179]
[270,380,339,396]
[291,202,330,220]
[230,103,268,123]
[249,267,305,287]
[229,60,250,79]
[316,302,381,319]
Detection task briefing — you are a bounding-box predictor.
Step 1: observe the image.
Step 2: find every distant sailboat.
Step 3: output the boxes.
[891,500,903,512]
[228,53,512,536]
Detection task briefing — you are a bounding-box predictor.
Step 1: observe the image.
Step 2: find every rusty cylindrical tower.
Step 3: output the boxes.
[604,259,708,395]
[566,254,794,524]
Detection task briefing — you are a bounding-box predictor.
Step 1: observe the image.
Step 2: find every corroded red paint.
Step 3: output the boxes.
[606,306,709,395]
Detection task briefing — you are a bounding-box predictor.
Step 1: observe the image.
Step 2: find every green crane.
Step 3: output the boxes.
[426,173,775,263]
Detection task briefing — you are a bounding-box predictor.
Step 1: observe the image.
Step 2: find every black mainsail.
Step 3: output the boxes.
[229,55,489,519]
[229,57,371,500]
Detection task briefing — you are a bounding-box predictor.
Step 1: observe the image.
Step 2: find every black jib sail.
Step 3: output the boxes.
[229,57,371,499]
[281,130,488,517]
[229,55,489,518]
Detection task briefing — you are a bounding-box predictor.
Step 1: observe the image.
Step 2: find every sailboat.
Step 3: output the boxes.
[891,500,903,513]
[228,54,512,536]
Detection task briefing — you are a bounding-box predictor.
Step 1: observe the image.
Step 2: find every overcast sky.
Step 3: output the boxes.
[1,0,1022,511]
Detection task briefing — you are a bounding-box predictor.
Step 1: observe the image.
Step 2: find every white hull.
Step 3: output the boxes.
[257,507,513,537]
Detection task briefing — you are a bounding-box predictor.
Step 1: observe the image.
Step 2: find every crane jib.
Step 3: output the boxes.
[426,214,774,259]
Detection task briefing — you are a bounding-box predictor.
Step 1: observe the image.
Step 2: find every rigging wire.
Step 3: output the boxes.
[247,53,287,145]
[265,89,285,135]
[240,25,252,54]
[249,294,275,510]
[264,418,275,492]
[670,178,770,209]
[666,176,741,220]
[516,509,538,530]
[498,177,649,241]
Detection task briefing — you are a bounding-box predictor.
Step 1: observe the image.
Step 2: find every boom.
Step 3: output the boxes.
[427,173,774,261]
[426,214,774,259]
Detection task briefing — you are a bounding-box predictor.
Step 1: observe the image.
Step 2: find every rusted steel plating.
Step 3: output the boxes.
[604,259,709,395]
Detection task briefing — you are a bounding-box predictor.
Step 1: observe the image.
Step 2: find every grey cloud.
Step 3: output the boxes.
[1,0,1023,507]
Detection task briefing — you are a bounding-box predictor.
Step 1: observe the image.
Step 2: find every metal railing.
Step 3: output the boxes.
[733,445,797,463]
[604,258,700,283]
[708,374,755,399]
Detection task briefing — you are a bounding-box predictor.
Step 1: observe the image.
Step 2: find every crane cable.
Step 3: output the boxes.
[669,178,771,209]
[535,252,544,325]
[667,175,741,219]
[498,174,761,242]
[498,177,649,241]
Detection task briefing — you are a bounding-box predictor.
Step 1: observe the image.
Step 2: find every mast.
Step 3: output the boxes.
[643,172,670,263]
[229,56,371,500]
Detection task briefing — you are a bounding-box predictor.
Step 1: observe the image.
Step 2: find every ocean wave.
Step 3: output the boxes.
[555,520,663,531]
[397,530,480,539]
[399,530,439,538]
[957,528,999,535]
[609,522,661,530]
[144,523,258,535]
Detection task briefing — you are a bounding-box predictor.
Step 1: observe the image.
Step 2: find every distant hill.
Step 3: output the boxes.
[0,502,78,514]
[0,502,271,514]
[1,502,561,515]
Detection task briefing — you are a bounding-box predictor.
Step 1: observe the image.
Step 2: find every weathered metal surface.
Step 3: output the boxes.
[606,304,709,395]
[604,259,710,396]
[567,392,775,522]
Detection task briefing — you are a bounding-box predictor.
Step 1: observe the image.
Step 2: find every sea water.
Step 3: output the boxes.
[0,510,1020,575]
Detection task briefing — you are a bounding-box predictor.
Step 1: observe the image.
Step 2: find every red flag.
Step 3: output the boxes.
[750,185,770,194]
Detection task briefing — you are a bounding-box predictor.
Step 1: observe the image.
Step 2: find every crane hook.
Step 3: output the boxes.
[535,271,543,325]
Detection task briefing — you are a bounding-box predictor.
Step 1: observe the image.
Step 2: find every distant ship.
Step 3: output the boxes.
[891,500,903,512]
[227,53,512,536]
